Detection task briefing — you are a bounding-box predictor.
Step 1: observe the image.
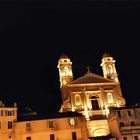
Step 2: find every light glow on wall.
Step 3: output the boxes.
[107,92,114,104]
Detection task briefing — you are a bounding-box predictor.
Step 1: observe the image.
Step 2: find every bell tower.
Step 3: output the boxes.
[100,53,119,82]
[57,54,73,87]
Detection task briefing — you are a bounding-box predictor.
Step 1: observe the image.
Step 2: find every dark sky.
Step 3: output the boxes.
[0,0,140,114]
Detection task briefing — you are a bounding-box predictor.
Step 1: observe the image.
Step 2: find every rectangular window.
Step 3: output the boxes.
[1,110,3,116]
[50,134,55,140]
[26,136,31,140]
[123,137,127,140]
[26,123,31,130]
[48,121,54,128]
[130,121,135,126]
[128,110,132,116]
[134,136,139,140]
[118,111,121,117]
[8,111,12,116]
[0,122,1,129]
[12,110,15,116]
[26,123,30,127]
[72,132,77,140]
[8,121,13,129]
[5,110,8,116]
[120,122,124,127]
[69,118,75,126]
[8,111,10,116]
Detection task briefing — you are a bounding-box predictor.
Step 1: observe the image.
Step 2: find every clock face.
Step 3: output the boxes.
[110,75,115,80]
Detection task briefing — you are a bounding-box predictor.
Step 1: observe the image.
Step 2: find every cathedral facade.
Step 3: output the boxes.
[1,53,139,140]
[57,53,126,137]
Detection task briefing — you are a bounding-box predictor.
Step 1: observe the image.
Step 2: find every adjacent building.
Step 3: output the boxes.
[15,113,88,140]
[0,101,88,140]
[0,101,17,140]
[108,107,140,140]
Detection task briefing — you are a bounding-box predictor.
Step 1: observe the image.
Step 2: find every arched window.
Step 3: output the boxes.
[64,66,69,76]
[90,96,99,110]
[108,64,113,74]
[107,93,113,104]
[74,94,82,106]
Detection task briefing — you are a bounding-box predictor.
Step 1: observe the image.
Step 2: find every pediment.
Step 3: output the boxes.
[69,72,114,85]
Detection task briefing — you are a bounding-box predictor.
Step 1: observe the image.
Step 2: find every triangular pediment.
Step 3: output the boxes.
[69,72,114,85]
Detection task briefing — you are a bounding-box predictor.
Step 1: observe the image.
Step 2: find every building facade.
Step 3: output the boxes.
[1,53,140,140]
[57,53,126,138]
[0,101,88,140]
[14,115,88,140]
[108,107,140,140]
[0,101,17,140]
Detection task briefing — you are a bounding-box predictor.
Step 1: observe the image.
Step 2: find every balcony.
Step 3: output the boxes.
[120,125,140,134]
[26,126,32,131]
[88,109,107,116]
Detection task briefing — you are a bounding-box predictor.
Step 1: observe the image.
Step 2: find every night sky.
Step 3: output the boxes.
[0,0,140,114]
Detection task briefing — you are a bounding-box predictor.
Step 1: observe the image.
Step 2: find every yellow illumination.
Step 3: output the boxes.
[63,80,67,85]
[107,92,114,104]
[105,105,110,116]
[74,94,82,106]
[72,107,75,112]
[93,128,109,136]
[57,56,73,87]
[85,112,90,120]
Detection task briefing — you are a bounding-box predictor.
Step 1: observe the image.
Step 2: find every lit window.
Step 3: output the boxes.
[63,80,67,85]
[108,64,113,73]
[69,118,76,126]
[48,121,54,128]
[107,93,114,104]
[74,94,82,106]
[64,66,69,76]
[8,121,13,129]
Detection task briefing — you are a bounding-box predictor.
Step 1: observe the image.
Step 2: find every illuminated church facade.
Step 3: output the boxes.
[1,53,140,140]
[57,53,126,137]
